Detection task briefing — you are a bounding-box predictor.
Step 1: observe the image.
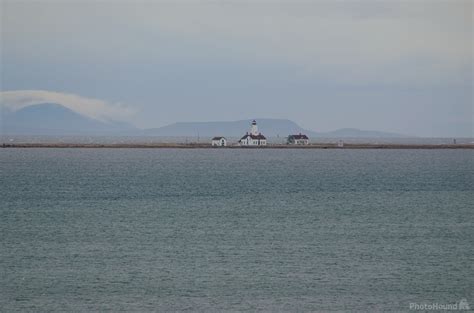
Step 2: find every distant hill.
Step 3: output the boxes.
[1,105,407,138]
[321,128,407,138]
[145,119,407,138]
[144,119,315,137]
[2,103,137,135]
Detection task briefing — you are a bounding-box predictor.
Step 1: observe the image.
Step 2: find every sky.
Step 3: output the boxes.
[1,0,472,137]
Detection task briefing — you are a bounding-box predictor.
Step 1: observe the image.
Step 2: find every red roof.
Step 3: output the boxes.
[288,134,309,140]
[240,133,266,140]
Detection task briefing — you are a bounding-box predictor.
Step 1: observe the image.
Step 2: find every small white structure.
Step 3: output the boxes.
[239,120,267,146]
[211,137,227,147]
[287,133,309,145]
[338,140,344,148]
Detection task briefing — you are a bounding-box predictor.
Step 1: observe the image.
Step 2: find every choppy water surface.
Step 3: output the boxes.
[1,149,473,312]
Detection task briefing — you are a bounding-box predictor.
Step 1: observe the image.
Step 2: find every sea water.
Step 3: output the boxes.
[1,149,473,311]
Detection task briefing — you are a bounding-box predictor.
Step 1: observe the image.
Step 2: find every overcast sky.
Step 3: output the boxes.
[1,0,472,136]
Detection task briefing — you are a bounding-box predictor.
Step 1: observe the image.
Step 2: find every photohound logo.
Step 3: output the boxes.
[459,299,470,310]
[409,299,470,311]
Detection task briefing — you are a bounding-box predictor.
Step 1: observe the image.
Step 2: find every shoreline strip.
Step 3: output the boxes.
[1,143,473,149]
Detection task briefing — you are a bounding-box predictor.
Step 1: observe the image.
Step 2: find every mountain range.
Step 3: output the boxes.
[144,120,406,138]
[2,103,136,135]
[1,103,408,138]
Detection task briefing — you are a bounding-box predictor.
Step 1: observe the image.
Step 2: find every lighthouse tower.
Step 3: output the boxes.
[250,120,259,136]
[239,120,267,146]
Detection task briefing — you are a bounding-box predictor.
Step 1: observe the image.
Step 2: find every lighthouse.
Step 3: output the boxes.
[250,120,259,136]
[238,120,267,146]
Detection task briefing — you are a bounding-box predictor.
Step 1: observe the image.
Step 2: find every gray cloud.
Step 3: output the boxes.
[3,1,470,84]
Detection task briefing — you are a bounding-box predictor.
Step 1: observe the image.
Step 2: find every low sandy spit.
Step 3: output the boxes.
[2,143,473,149]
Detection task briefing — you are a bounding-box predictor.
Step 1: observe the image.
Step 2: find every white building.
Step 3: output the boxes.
[239,120,267,146]
[211,137,227,147]
[287,133,309,145]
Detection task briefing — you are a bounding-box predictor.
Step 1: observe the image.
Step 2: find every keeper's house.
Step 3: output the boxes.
[239,120,267,146]
[211,137,227,147]
[287,133,309,145]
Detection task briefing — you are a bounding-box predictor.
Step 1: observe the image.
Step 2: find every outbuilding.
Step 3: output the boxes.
[211,137,227,147]
[287,133,309,145]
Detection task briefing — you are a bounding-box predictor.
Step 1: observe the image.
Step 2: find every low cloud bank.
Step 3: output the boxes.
[1,90,135,122]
